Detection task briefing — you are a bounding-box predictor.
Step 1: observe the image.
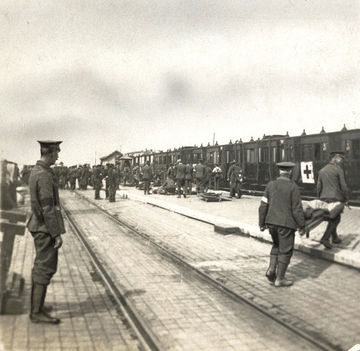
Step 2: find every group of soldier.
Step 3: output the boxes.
[152,158,243,198]
[20,158,244,200]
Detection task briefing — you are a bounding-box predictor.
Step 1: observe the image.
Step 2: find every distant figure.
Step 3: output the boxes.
[259,162,305,287]
[166,163,175,180]
[212,164,222,190]
[194,159,207,194]
[317,151,349,249]
[133,163,140,188]
[123,164,130,186]
[142,161,152,195]
[185,162,193,195]
[27,140,65,324]
[157,177,176,195]
[93,164,103,200]
[174,159,187,198]
[68,166,77,190]
[108,164,117,202]
[229,163,243,199]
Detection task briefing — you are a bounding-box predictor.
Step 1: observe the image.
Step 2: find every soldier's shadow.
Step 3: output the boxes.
[289,255,333,282]
[54,294,118,319]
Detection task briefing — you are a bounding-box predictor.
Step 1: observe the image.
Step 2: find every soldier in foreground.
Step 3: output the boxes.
[27,140,66,323]
[259,162,305,287]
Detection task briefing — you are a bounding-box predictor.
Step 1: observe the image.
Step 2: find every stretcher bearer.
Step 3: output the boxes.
[259,162,305,287]
[317,151,349,249]
[27,140,66,323]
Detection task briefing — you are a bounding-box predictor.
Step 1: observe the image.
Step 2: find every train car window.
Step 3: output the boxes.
[314,143,321,161]
[281,148,285,161]
[260,147,269,162]
[214,151,218,164]
[271,147,277,162]
[285,145,293,160]
[246,149,255,163]
[353,139,360,159]
[302,144,312,161]
[209,151,214,163]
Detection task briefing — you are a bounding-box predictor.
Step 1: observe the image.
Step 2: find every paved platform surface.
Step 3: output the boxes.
[61,191,318,351]
[77,186,360,350]
[0,194,141,351]
[1,186,359,351]
[118,187,360,271]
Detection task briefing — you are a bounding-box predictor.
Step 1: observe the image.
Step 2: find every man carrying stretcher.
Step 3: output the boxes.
[306,150,349,249]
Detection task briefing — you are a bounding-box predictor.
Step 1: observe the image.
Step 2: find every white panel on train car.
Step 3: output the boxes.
[300,161,315,184]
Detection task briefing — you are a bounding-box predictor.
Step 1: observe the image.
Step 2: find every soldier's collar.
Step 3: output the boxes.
[36,160,54,173]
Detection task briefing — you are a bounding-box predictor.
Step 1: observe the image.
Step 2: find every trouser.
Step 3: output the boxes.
[321,213,341,241]
[268,226,295,265]
[95,183,101,199]
[176,179,185,195]
[31,232,58,286]
[230,181,241,197]
[185,179,192,195]
[109,184,116,202]
[214,177,220,190]
[196,178,205,193]
[105,180,109,198]
[144,180,150,194]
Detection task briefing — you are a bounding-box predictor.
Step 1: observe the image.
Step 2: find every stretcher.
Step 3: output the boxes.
[303,200,344,238]
[198,191,223,202]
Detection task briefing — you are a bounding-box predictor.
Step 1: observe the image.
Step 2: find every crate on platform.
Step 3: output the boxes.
[214,224,240,235]
[1,271,25,314]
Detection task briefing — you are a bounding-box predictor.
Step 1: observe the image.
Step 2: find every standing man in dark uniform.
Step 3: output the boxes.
[259,162,305,287]
[27,140,65,323]
[229,162,243,199]
[142,161,152,195]
[93,164,103,200]
[317,151,349,249]
[195,159,207,194]
[107,164,117,202]
[174,159,187,198]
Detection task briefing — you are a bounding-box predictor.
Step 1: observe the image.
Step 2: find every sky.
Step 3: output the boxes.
[1,0,360,167]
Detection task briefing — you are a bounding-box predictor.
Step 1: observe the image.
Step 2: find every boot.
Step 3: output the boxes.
[274,262,293,287]
[30,283,60,324]
[265,254,277,283]
[30,281,53,313]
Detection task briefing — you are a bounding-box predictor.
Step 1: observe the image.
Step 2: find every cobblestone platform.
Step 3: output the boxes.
[1,186,359,351]
[0,194,140,351]
[119,187,360,270]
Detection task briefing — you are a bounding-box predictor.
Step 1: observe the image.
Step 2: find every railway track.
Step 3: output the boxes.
[61,191,341,351]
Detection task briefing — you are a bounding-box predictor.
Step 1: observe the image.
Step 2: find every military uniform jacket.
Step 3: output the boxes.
[27,160,66,238]
[174,163,186,180]
[185,165,193,180]
[142,164,152,180]
[195,164,207,178]
[259,176,305,230]
[317,161,349,203]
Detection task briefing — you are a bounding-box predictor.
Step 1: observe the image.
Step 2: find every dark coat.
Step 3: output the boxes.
[317,161,349,203]
[174,163,186,180]
[195,163,207,179]
[185,164,193,180]
[142,164,152,180]
[27,160,66,238]
[259,176,305,230]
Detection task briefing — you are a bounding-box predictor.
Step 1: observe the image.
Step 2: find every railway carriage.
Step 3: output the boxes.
[124,126,360,204]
